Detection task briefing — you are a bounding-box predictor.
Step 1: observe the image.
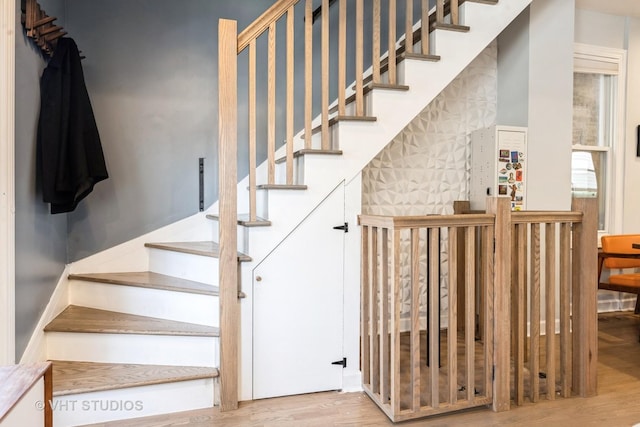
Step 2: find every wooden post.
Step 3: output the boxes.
[571,197,598,397]
[360,225,370,386]
[453,201,470,333]
[486,197,511,412]
[218,18,239,412]
[390,228,401,415]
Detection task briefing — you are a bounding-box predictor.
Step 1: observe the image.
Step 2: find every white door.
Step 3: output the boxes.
[253,184,345,399]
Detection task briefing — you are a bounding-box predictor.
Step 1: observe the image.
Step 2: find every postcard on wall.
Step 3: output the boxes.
[496,130,526,211]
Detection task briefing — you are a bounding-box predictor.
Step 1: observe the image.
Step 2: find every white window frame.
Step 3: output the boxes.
[0,0,16,364]
[573,43,626,240]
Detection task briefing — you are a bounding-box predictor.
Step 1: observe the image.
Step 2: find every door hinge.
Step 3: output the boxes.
[331,357,347,368]
[333,222,349,233]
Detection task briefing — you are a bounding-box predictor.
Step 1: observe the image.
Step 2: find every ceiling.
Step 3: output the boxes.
[575,0,640,18]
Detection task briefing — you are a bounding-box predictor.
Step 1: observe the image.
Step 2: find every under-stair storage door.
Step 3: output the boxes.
[253,185,345,399]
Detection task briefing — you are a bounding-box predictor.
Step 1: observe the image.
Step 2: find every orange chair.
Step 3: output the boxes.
[598,234,640,317]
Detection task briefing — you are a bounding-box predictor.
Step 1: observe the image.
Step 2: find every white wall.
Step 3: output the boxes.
[527,0,575,211]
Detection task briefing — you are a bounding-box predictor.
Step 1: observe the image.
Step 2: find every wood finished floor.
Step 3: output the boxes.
[81,311,640,427]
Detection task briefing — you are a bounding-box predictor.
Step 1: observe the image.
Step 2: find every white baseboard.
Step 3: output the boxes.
[19,266,70,363]
[341,370,363,393]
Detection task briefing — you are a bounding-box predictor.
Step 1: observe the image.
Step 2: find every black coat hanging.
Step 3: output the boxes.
[37,37,108,214]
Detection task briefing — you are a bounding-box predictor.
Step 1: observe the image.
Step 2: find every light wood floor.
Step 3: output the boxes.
[83,311,640,427]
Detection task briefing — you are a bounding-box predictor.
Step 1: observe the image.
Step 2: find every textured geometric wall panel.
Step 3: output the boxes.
[362,42,498,320]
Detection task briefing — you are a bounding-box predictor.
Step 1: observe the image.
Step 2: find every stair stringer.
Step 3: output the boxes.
[67,211,214,276]
[227,0,532,401]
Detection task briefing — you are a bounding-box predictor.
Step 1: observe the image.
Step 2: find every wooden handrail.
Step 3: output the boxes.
[0,362,52,427]
[237,0,299,53]
[511,211,583,224]
[359,213,495,229]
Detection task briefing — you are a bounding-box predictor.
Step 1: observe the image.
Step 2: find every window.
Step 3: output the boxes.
[572,44,626,236]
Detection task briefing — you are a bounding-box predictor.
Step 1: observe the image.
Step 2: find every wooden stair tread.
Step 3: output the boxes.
[368,83,410,91]
[432,22,471,32]
[51,360,218,397]
[44,306,219,337]
[302,115,377,139]
[402,53,441,62]
[68,272,219,296]
[275,149,343,164]
[256,184,308,190]
[466,0,498,4]
[145,241,251,262]
[206,213,271,227]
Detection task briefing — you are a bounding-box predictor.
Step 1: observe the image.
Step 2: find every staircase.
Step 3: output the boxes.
[37,0,531,425]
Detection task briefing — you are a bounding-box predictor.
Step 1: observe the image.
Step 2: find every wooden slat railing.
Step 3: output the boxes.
[509,201,597,405]
[230,0,464,223]
[359,212,496,422]
[359,197,598,422]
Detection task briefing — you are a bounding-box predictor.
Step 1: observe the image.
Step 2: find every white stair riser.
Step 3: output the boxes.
[148,249,219,285]
[261,181,339,226]
[46,333,218,367]
[69,281,219,327]
[52,379,214,427]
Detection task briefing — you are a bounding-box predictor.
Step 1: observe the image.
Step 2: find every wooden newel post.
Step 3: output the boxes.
[571,197,598,397]
[218,18,239,412]
[486,197,511,412]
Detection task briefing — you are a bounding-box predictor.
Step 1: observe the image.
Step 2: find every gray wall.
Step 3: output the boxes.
[62,0,430,261]
[63,0,277,261]
[12,0,432,358]
[15,0,68,360]
[497,7,529,127]
[575,8,626,49]
[497,0,575,211]
[527,0,574,211]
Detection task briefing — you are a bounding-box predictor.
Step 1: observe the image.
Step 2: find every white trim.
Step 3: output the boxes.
[0,0,16,365]
[573,43,627,237]
[19,266,71,364]
[571,144,609,152]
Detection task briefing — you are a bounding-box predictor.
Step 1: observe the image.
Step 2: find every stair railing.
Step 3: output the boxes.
[218,0,464,411]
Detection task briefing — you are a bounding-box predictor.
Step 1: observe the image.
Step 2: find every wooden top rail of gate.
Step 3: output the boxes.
[358,213,495,229]
[511,211,583,224]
